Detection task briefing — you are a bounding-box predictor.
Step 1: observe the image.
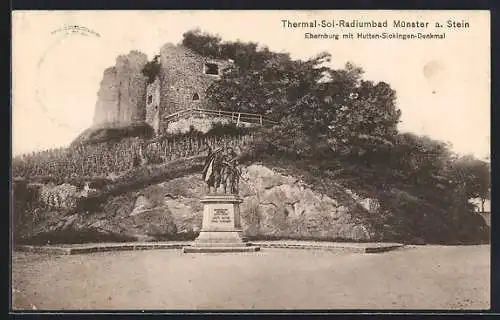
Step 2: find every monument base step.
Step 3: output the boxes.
[182,245,261,253]
[194,231,247,244]
[191,242,251,248]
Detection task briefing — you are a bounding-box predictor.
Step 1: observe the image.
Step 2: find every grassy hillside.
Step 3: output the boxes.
[13,141,489,246]
[15,30,489,246]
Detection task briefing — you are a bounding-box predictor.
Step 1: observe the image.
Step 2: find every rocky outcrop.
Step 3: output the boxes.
[16,164,376,244]
[93,51,148,126]
[158,165,373,241]
[14,160,490,245]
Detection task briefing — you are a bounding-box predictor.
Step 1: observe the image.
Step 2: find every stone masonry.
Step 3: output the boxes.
[148,43,234,134]
[93,51,148,126]
[93,43,233,135]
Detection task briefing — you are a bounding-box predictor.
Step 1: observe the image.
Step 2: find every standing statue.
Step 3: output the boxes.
[202,145,240,194]
[221,147,240,194]
[202,145,224,194]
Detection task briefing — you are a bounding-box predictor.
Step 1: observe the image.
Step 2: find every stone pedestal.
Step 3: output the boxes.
[183,194,260,253]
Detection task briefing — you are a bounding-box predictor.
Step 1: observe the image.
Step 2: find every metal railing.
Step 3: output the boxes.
[163,108,279,126]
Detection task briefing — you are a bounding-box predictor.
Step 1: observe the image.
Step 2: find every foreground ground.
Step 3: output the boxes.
[12,245,490,310]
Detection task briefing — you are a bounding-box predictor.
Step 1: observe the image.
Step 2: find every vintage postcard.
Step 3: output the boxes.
[11,10,490,311]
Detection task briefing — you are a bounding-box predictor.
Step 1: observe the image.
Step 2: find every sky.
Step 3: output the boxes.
[12,10,490,160]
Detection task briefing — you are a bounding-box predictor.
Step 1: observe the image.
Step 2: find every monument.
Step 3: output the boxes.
[183,145,260,253]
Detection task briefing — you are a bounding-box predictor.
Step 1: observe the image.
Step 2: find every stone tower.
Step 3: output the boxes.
[92,51,148,127]
[145,44,234,135]
[145,77,161,133]
[91,44,233,134]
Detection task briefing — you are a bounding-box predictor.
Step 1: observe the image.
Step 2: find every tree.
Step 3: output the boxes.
[321,73,401,157]
[182,29,403,158]
[447,155,490,211]
[183,30,490,238]
[141,55,161,84]
[205,46,401,159]
[182,28,222,58]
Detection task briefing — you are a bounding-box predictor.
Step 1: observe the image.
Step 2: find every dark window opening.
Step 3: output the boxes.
[204,63,219,75]
[192,93,200,101]
[284,208,289,218]
[147,95,153,104]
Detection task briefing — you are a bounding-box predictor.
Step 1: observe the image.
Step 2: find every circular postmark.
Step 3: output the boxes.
[35,24,104,133]
[50,25,101,38]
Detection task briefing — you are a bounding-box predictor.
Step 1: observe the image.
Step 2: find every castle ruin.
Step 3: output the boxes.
[92,44,233,135]
[92,51,149,126]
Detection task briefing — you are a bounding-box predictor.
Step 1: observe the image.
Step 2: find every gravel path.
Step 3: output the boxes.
[12,245,490,310]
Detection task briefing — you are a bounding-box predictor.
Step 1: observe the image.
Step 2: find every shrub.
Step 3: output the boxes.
[141,55,161,84]
[206,121,250,137]
[71,122,154,146]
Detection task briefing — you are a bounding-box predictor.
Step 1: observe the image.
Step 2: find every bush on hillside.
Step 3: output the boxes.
[141,55,161,84]
[71,122,154,147]
[206,121,251,137]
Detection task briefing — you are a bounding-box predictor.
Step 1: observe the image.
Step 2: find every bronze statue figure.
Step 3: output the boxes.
[221,147,240,194]
[202,145,240,194]
[202,145,224,194]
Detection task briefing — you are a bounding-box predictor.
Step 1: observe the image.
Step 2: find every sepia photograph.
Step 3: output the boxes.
[11,10,491,311]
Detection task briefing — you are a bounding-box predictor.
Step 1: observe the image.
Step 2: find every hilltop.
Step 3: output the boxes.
[12,129,489,246]
[12,30,490,246]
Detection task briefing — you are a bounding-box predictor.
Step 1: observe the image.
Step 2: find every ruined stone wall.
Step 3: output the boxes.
[157,44,233,131]
[92,45,233,133]
[93,51,149,127]
[145,78,161,132]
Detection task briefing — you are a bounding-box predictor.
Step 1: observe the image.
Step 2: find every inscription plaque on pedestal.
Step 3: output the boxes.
[211,209,232,224]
